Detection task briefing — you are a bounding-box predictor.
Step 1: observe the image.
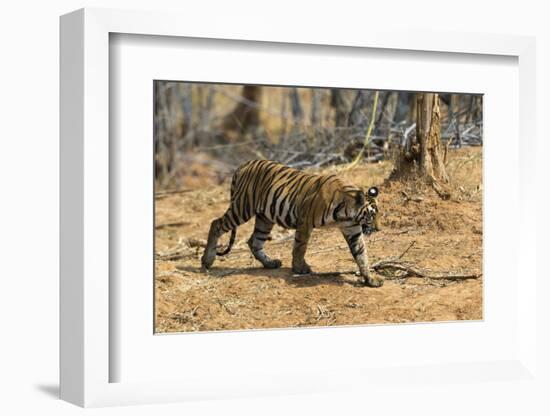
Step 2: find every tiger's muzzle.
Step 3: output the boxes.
[361,222,378,235]
[359,204,379,235]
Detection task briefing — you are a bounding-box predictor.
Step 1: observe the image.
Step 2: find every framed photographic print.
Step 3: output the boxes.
[60,7,540,408]
[152,81,483,334]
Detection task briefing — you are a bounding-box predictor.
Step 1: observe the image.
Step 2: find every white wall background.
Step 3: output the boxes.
[0,1,548,415]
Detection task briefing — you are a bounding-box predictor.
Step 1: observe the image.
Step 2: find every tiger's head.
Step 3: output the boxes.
[334,186,380,233]
[354,186,380,235]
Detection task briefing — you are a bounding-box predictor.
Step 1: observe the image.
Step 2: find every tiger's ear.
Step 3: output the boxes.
[367,187,379,198]
[355,191,366,206]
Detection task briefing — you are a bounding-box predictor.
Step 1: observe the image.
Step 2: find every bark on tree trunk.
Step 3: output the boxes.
[290,88,304,124]
[347,90,368,127]
[310,89,321,126]
[222,85,262,138]
[417,93,449,183]
[407,92,417,125]
[391,93,451,199]
[376,91,398,137]
[330,89,350,127]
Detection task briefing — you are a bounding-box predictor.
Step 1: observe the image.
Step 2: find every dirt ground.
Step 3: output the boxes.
[154,147,483,333]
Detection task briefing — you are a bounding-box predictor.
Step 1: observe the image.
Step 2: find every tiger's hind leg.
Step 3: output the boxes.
[201,206,245,270]
[291,222,313,274]
[247,215,281,269]
[201,217,225,270]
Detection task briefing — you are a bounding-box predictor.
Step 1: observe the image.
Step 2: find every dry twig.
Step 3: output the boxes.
[293,263,481,283]
[397,240,416,259]
[155,189,194,198]
[292,242,480,283]
[371,259,481,281]
[400,190,424,203]
[155,220,191,229]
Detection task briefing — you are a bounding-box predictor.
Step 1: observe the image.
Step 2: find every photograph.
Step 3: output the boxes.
[153,82,483,333]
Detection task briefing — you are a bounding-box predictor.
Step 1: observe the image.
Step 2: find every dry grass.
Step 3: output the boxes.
[155,147,483,333]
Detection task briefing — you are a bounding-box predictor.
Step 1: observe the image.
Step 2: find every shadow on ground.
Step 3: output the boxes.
[175,264,361,287]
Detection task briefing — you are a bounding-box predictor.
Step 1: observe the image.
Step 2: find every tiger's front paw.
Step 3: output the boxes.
[264,258,282,269]
[292,262,312,275]
[363,274,384,288]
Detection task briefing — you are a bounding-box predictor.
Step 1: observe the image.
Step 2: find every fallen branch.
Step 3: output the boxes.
[156,252,196,261]
[400,190,424,203]
[401,123,417,147]
[292,270,350,278]
[371,259,481,281]
[155,188,194,198]
[156,238,206,261]
[397,240,416,259]
[155,220,191,229]
[369,240,480,281]
[292,264,481,282]
[292,243,479,283]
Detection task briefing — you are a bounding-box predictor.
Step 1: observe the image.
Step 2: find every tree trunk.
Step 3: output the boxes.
[376,91,398,137]
[347,90,368,127]
[279,88,289,145]
[417,93,449,183]
[330,89,350,128]
[394,91,410,123]
[449,94,459,119]
[221,85,262,138]
[200,86,216,131]
[180,83,193,147]
[391,93,451,199]
[469,95,482,123]
[407,92,417,125]
[310,89,321,126]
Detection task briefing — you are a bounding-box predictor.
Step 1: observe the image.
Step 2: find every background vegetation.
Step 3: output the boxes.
[154,82,484,333]
[154,82,482,190]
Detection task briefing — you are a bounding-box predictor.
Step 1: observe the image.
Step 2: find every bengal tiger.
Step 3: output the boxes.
[200,159,383,287]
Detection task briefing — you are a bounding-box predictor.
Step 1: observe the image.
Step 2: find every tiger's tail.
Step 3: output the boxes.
[216,227,237,256]
[215,162,251,257]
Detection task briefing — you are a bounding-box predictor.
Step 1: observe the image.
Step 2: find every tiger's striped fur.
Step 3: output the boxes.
[201,160,382,287]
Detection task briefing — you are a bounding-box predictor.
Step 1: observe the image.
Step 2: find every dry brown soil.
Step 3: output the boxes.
[155,147,483,333]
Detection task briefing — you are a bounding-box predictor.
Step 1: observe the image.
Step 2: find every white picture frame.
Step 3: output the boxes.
[60,7,539,408]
